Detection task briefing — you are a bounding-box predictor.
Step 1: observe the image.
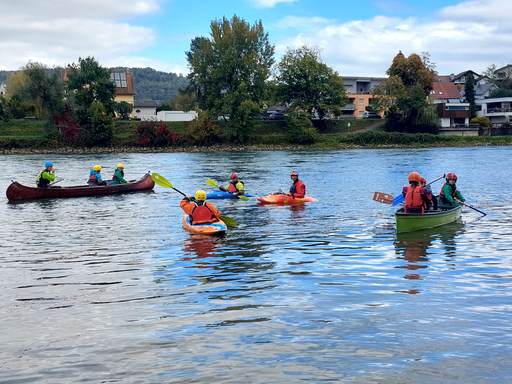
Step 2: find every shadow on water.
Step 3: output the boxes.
[394,219,465,294]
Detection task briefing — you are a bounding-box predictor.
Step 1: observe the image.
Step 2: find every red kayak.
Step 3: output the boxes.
[257,194,317,204]
[6,172,155,201]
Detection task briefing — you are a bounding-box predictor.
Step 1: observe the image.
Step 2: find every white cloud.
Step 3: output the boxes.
[247,0,297,8]
[0,0,160,71]
[274,0,512,77]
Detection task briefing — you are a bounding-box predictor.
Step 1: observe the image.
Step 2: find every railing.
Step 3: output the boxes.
[484,107,512,113]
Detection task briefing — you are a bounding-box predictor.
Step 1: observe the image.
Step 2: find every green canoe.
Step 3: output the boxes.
[395,205,462,233]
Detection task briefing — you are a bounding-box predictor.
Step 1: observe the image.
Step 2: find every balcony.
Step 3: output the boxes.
[341,104,356,110]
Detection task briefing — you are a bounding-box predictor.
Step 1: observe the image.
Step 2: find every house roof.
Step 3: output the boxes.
[61,69,135,96]
[430,81,461,100]
[434,75,453,83]
[134,101,158,108]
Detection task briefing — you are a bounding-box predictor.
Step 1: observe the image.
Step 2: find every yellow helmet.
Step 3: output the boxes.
[117,163,124,169]
[236,182,244,190]
[93,165,102,172]
[195,190,207,201]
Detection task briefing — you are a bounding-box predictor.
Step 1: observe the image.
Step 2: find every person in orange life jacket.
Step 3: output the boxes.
[439,172,465,207]
[420,176,438,210]
[180,190,222,224]
[219,173,244,195]
[36,161,56,188]
[287,171,306,198]
[88,165,107,186]
[402,172,430,213]
[112,163,129,184]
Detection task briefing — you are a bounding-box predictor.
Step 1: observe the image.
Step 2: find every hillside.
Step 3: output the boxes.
[0,67,189,104]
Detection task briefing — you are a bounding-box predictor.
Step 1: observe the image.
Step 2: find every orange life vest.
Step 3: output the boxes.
[404,186,424,213]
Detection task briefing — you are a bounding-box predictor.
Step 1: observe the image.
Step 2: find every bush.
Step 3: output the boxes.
[286,112,319,144]
[137,121,181,147]
[186,111,222,146]
[471,116,492,129]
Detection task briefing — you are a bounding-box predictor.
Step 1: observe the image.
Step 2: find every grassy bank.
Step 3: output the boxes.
[1,118,511,152]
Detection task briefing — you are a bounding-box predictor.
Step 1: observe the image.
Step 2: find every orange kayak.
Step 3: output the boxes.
[182,214,227,235]
[256,194,318,204]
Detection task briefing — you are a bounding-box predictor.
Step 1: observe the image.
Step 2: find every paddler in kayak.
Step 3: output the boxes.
[88,165,107,186]
[420,176,438,210]
[112,163,129,184]
[439,172,465,208]
[287,171,306,198]
[402,172,430,213]
[36,161,56,188]
[181,190,222,224]
[219,173,245,196]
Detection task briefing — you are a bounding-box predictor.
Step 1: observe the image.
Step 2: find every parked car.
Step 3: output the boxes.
[268,113,286,120]
[362,112,382,119]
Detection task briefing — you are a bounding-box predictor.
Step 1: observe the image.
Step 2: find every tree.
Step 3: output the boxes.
[186,15,275,142]
[66,57,116,146]
[115,101,133,120]
[420,52,437,76]
[275,45,347,120]
[464,72,477,118]
[159,91,197,112]
[373,52,438,133]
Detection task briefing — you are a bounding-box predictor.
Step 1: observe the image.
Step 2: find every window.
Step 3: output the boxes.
[359,99,364,104]
[135,109,141,113]
[110,72,127,88]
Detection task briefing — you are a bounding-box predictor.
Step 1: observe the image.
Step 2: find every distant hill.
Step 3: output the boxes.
[0,67,189,104]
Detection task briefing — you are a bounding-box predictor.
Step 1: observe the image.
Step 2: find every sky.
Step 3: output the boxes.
[1,0,511,78]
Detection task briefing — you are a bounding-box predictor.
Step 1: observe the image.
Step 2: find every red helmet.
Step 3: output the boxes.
[230,173,238,180]
[446,172,457,181]
[408,172,421,183]
[420,177,426,184]
[290,171,298,176]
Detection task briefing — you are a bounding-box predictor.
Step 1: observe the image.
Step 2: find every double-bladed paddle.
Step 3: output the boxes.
[206,179,249,200]
[152,173,238,229]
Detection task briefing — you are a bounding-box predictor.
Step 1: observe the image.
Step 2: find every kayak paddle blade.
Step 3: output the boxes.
[237,195,250,201]
[206,179,218,187]
[392,194,405,206]
[220,215,238,230]
[152,173,174,189]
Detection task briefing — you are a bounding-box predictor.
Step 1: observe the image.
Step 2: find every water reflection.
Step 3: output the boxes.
[395,220,464,294]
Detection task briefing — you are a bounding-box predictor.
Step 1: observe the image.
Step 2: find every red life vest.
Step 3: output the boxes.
[191,203,215,224]
[440,183,456,198]
[113,168,123,181]
[404,186,424,213]
[89,173,98,184]
[228,183,237,193]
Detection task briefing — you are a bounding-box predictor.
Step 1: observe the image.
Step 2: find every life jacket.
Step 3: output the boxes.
[440,183,456,204]
[191,202,216,224]
[228,180,243,193]
[36,170,51,188]
[290,180,305,198]
[404,186,424,213]
[113,168,124,181]
[88,172,99,184]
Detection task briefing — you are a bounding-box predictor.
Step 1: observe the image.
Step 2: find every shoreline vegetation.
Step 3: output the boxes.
[1,119,511,155]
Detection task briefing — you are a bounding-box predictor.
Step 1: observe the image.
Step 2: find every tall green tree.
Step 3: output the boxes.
[186,15,275,142]
[66,57,116,145]
[275,45,347,120]
[464,72,477,118]
[373,52,437,133]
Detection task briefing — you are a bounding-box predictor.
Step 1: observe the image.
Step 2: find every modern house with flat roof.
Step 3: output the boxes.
[341,76,386,118]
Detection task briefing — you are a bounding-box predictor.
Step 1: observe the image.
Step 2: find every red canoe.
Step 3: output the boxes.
[6,172,155,201]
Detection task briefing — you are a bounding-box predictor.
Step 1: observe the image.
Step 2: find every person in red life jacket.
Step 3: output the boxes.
[402,172,430,213]
[420,176,438,210]
[287,171,306,198]
[88,165,107,186]
[439,172,465,208]
[219,173,244,195]
[112,163,129,185]
[180,190,222,224]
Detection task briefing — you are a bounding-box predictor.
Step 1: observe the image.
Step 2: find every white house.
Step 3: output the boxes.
[133,101,158,119]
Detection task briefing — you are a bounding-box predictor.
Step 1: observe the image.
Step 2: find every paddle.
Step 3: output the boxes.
[462,202,486,216]
[50,178,64,186]
[206,179,249,201]
[152,173,238,229]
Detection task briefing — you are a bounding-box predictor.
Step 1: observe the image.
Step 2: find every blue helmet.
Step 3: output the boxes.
[45,162,53,167]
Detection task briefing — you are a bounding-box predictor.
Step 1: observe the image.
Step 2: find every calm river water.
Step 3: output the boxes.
[0,147,511,383]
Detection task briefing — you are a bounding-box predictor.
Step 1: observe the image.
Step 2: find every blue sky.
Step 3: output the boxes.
[1,0,511,77]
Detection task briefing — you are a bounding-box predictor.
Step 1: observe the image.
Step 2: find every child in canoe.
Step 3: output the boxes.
[181,190,222,224]
[439,173,466,207]
[420,176,438,210]
[402,172,431,213]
